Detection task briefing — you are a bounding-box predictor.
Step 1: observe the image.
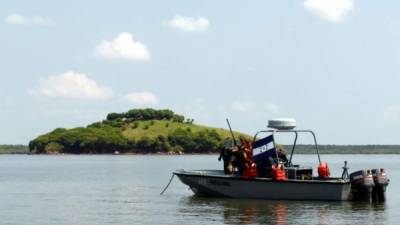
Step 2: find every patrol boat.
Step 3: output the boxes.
[173,119,389,201]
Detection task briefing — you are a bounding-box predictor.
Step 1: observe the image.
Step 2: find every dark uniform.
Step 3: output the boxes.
[218,138,235,174]
[276,145,289,165]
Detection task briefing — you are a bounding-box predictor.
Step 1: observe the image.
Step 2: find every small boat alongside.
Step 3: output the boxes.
[173,119,389,202]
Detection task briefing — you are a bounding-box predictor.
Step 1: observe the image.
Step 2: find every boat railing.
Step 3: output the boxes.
[252,129,321,165]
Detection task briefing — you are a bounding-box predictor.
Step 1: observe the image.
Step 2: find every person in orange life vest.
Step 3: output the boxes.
[234,137,255,175]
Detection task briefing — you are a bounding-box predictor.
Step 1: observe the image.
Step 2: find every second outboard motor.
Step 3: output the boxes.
[371,168,389,202]
[350,170,375,202]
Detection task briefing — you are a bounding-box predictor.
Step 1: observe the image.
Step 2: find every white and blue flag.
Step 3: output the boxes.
[252,135,276,163]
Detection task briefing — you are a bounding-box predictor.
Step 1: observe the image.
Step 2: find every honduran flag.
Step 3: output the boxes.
[252,135,276,163]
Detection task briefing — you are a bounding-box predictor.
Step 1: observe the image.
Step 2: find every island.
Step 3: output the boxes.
[28,108,249,154]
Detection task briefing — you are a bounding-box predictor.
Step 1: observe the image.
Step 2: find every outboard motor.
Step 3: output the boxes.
[350,170,375,202]
[371,168,389,202]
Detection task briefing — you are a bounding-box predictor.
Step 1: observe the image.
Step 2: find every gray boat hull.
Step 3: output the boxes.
[175,170,352,201]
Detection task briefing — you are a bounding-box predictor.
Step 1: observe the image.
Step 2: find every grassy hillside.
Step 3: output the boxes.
[121,120,246,141]
[29,108,250,154]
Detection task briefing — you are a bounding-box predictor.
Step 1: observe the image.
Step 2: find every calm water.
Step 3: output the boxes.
[0,154,399,225]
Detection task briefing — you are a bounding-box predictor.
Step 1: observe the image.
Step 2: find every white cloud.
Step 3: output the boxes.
[94,32,150,61]
[29,71,113,100]
[303,0,354,23]
[165,15,209,32]
[231,101,280,114]
[384,106,400,121]
[124,92,159,105]
[5,13,54,26]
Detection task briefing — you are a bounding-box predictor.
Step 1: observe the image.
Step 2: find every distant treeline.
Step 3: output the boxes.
[0,145,29,154]
[284,145,400,154]
[1,144,400,154]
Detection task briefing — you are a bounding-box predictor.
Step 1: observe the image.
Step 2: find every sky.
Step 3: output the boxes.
[1,0,400,145]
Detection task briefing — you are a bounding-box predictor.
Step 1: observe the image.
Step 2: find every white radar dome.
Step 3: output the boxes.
[268,118,296,130]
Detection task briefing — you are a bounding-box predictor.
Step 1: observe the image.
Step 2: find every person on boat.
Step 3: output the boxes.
[257,145,289,177]
[233,137,254,175]
[242,138,254,168]
[276,145,289,165]
[218,138,235,174]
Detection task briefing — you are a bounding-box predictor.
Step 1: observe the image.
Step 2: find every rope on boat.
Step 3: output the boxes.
[160,173,175,195]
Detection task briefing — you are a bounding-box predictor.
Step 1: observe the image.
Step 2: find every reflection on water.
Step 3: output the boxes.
[0,155,398,225]
[179,196,388,225]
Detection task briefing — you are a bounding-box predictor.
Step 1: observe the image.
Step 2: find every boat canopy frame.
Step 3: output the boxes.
[252,130,321,165]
